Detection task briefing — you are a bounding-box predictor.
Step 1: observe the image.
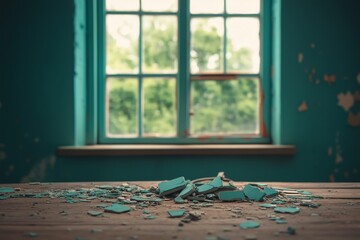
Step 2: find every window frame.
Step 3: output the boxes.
[96,0,271,144]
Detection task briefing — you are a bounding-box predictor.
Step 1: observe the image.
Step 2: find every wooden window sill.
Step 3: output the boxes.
[57,144,296,156]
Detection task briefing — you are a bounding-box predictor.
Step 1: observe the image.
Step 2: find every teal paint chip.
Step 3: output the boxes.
[0,195,10,200]
[263,187,278,197]
[167,209,185,218]
[274,206,300,214]
[87,210,103,217]
[174,196,185,204]
[25,232,38,237]
[218,190,245,202]
[158,177,187,196]
[178,184,196,198]
[259,203,277,208]
[131,196,162,203]
[276,219,287,224]
[144,215,156,220]
[209,176,223,188]
[239,221,260,229]
[0,187,14,193]
[104,204,131,214]
[243,185,265,202]
[143,210,150,214]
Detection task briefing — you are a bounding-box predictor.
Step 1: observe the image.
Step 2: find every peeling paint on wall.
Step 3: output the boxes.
[298,101,308,112]
[337,92,354,112]
[0,151,6,161]
[348,112,360,127]
[21,155,56,183]
[335,153,343,164]
[298,53,303,63]
[323,74,336,84]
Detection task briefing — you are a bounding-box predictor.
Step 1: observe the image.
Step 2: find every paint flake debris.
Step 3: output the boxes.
[240,221,260,229]
[337,92,354,112]
[104,204,131,214]
[0,187,14,193]
[274,206,300,214]
[298,101,308,112]
[167,209,185,218]
[218,190,245,202]
[243,184,265,202]
[87,210,103,217]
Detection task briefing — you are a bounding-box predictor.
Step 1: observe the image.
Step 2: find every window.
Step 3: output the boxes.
[98,0,270,144]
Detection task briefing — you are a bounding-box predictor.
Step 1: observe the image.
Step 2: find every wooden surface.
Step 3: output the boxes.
[57,144,296,156]
[0,182,359,240]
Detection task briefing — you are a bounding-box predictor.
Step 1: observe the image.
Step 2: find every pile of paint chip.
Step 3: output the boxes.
[0,173,323,235]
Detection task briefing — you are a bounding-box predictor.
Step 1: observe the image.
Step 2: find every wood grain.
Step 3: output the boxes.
[0,182,359,240]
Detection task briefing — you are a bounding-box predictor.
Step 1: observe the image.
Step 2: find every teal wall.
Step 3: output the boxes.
[0,0,359,183]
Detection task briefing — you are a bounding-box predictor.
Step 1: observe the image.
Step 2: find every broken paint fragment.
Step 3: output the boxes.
[337,92,354,112]
[178,184,196,198]
[0,187,14,193]
[87,210,103,217]
[263,187,278,197]
[298,101,308,112]
[167,209,185,218]
[276,219,287,224]
[158,177,187,196]
[0,195,10,200]
[197,184,217,195]
[218,190,245,202]
[174,196,185,204]
[104,204,131,214]
[274,206,300,214]
[208,176,223,188]
[239,221,260,229]
[259,203,277,208]
[144,215,156,220]
[243,185,265,202]
[26,232,38,237]
[130,196,162,203]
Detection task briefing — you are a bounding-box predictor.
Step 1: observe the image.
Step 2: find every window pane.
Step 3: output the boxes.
[106,0,140,11]
[142,0,178,12]
[143,16,178,73]
[143,78,177,137]
[226,0,260,14]
[190,0,224,14]
[106,15,139,74]
[227,18,260,73]
[191,18,224,73]
[190,78,259,135]
[107,78,138,136]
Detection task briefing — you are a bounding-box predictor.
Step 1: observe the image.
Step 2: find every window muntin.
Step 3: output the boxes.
[100,0,268,143]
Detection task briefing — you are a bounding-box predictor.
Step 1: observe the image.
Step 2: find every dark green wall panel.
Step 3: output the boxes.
[0,0,359,183]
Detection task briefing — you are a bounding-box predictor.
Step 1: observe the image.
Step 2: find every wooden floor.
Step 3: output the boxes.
[0,182,359,240]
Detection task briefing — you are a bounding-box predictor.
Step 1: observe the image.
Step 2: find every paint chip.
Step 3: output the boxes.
[274,207,300,214]
[218,190,245,202]
[240,221,260,229]
[0,187,14,193]
[87,210,103,217]
[324,74,336,84]
[328,147,333,156]
[298,101,308,112]
[158,177,187,196]
[243,185,265,202]
[348,112,360,127]
[167,209,185,218]
[298,53,303,63]
[104,204,131,214]
[335,153,343,164]
[337,92,354,112]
